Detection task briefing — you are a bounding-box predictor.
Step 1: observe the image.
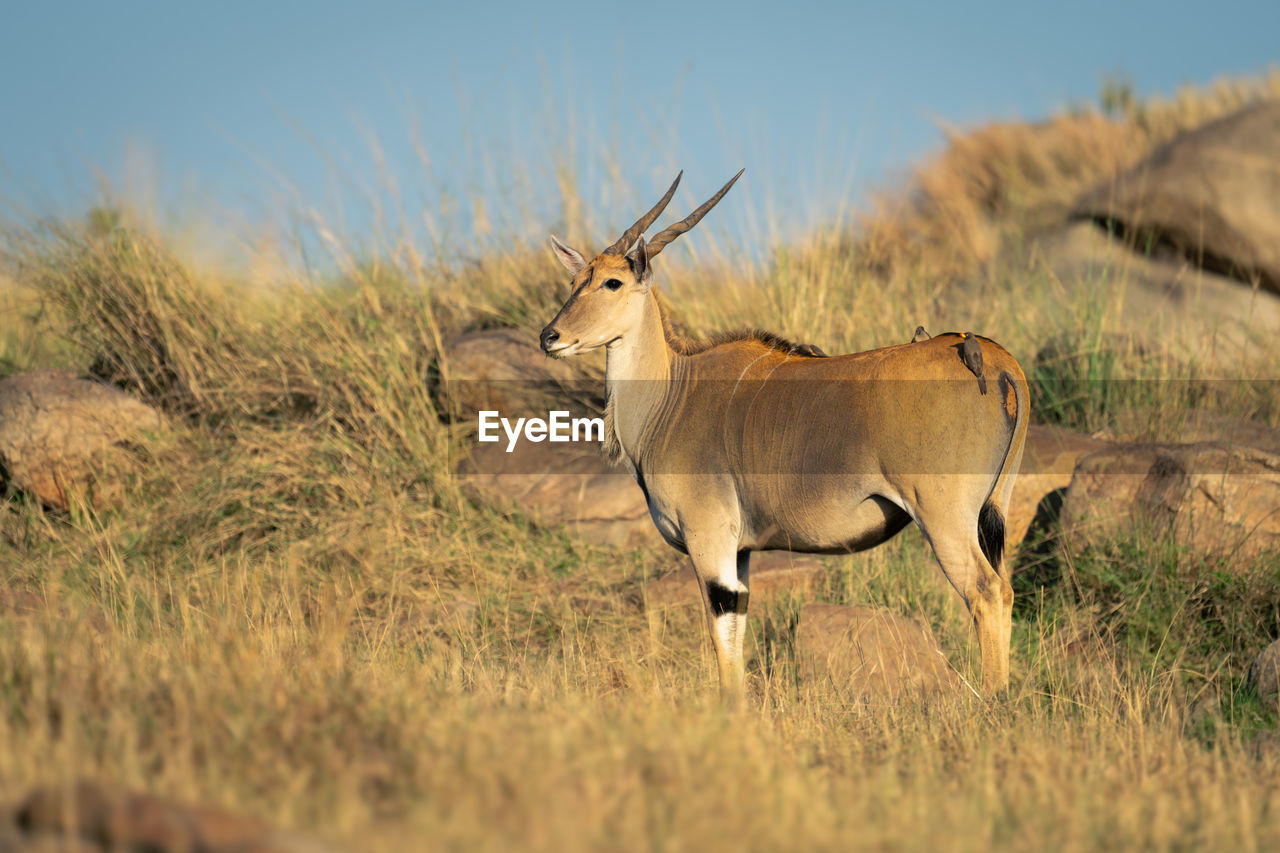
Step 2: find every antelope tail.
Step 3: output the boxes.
[978,369,1026,575]
[977,502,1006,576]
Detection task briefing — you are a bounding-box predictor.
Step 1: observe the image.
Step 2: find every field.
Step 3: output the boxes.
[1,75,1278,850]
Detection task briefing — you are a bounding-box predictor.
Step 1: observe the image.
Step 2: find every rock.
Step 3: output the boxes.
[444,327,619,546]
[640,552,825,611]
[1099,409,1280,453]
[1029,221,1280,361]
[448,327,644,547]
[1008,425,1110,550]
[459,440,657,548]
[0,369,164,510]
[1073,101,1280,294]
[1247,639,1280,714]
[1034,102,1280,364]
[1060,442,1280,561]
[440,327,597,416]
[796,603,963,702]
[11,781,335,852]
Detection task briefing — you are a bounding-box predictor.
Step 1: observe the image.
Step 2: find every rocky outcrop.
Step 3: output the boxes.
[0,369,164,510]
[1100,409,1280,452]
[1029,221,1280,359]
[1073,101,1280,294]
[1007,425,1110,550]
[459,440,657,548]
[440,327,598,417]
[448,327,638,546]
[1060,442,1280,562]
[1016,103,1280,363]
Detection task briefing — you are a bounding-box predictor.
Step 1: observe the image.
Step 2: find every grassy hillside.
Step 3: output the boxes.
[0,73,1278,850]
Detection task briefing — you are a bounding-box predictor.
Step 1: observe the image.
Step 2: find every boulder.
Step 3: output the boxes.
[1247,639,1280,714]
[442,327,578,385]
[1073,101,1280,294]
[1060,442,1280,561]
[11,781,334,852]
[0,369,164,510]
[448,326,642,547]
[459,440,657,548]
[1028,221,1280,361]
[440,327,598,416]
[1099,409,1280,452]
[1007,425,1110,550]
[640,552,825,611]
[796,603,963,701]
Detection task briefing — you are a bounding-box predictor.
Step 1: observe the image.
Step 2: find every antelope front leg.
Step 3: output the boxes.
[690,547,751,703]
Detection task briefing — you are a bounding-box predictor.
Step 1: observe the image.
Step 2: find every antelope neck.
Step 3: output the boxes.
[605,288,680,467]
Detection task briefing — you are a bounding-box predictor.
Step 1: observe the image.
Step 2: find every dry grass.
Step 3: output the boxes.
[844,67,1280,285]
[1,74,1278,850]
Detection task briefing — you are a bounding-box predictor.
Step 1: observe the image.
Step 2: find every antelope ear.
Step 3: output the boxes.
[626,236,651,290]
[548,234,587,274]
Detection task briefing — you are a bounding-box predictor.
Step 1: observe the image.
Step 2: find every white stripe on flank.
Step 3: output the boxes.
[730,351,772,401]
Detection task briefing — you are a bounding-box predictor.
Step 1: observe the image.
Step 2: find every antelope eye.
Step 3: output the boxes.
[603,278,623,291]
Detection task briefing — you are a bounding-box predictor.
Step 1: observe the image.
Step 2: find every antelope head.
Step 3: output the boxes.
[540,170,743,357]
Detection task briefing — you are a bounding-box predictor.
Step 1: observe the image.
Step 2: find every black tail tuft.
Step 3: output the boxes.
[978,501,1006,574]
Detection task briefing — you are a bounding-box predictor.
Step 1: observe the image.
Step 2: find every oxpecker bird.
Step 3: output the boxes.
[959,332,987,394]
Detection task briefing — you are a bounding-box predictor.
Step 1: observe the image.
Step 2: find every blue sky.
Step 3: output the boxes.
[2,1,1277,253]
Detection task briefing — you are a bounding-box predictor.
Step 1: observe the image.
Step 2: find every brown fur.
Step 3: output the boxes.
[543,178,1030,701]
[655,291,823,358]
[601,292,826,465]
[602,394,622,465]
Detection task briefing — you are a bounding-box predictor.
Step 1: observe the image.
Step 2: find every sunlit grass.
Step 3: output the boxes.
[1,71,1278,849]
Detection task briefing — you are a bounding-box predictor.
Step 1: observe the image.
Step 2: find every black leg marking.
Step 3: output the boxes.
[706,580,748,617]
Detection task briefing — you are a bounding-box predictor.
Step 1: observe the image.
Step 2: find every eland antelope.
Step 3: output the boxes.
[541,172,1029,700]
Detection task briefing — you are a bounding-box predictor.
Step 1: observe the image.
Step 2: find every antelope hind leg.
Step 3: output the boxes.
[918,520,1013,695]
[967,546,1013,694]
